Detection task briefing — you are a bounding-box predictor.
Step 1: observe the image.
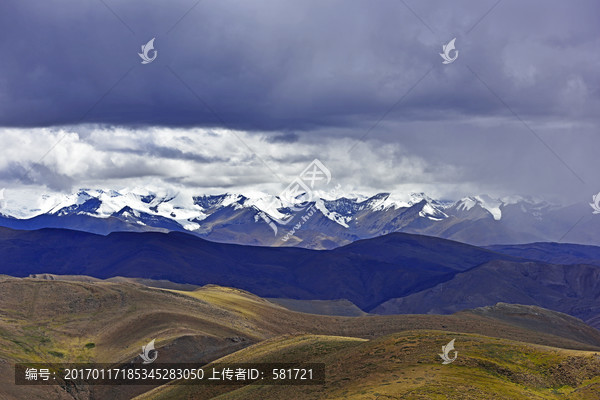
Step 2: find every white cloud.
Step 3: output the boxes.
[0,125,471,199]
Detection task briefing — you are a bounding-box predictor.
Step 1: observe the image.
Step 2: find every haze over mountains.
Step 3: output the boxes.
[0,188,597,249]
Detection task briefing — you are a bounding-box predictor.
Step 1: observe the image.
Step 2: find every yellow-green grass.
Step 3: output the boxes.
[0,278,271,365]
[1,277,599,367]
[4,277,597,362]
[136,331,600,400]
[165,285,282,320]
[2,276,600,399]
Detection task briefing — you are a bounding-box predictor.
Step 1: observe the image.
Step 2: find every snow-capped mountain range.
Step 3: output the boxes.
[0,188,597,249]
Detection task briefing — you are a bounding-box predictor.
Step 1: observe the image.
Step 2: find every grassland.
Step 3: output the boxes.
[137,332,600,400]
[0,276,599,399]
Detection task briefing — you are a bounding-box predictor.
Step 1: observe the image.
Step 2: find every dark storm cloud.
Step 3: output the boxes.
[0,162,74,191]
[0,0,599,205]
[102,142,226,163]
[0,0,598,131]
[267,132,299,143]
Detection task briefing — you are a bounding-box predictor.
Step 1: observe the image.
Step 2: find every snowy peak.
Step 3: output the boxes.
[414,199,448,220]
[0,188,489,229]
[193,193,248,211]
[450,195,557,222]
[322,197,365,216]
[453,195,503,221]
[52,197,102,216]
[406,192,437,206]
[0,188,563,246]
[363,193,392,211]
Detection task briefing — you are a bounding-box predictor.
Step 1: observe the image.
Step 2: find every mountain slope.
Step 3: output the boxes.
[4,226,600,327]
[373,260,600,328]
[334,232,509,271]
[486,242,600,266]
[0,227,515,310]
[136,331,600,400]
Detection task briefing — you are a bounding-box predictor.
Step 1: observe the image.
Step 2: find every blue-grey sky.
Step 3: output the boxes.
[0,0,598,202]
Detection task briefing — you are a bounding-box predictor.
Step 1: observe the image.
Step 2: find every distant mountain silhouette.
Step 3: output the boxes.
[486,242,600,266]
[373,259,600,328]
[0,227,513,310]
[2,227,600,328]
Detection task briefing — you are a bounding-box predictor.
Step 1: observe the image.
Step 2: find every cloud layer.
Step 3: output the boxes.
[1,0,598,129]
[0,1,598,202]
[0,124,595,204]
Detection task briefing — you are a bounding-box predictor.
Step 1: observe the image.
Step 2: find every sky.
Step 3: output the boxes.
[0,0,598,204]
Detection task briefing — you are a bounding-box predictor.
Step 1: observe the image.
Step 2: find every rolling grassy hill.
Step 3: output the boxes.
[1,276,600,399]
[136,331,600,400]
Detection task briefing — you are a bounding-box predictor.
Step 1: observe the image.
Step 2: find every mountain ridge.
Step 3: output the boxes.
[2,226,600,328]
[0,226,516,311]
[2,188,598,249]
